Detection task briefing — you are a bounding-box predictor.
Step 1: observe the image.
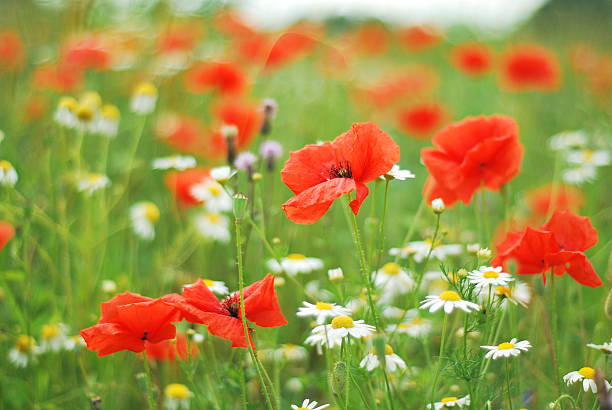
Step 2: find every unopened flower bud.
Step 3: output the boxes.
[431,198,445,214]
[232,193,248,220]
[477,248,492,259]
[252,172,262,181]
[328,268,344,281]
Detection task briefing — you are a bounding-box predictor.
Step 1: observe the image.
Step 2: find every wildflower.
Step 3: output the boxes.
[360,344,406,372]
[64,335,86,351]
[153,155,197,171]
[493,282,531,308]
[0,30,24,70]
[422,115,523,207]
[297,301,351,324]
[373,262,415,302]
[328,267,344,281]
[197,279,229,296]
[185,62,247,96]
[399,25,442,53]
[267,254,323,276]
[145,334,198,362]
[165,168,209,206]
[40,323,70,353]
[420,291,480,314]
[431,198,445,214]
[549,130,588,151]
[563,367,611,393]
[9,335,39,367]
[380,164,416,181]
[492,210,602,287]
[586,340,612,354]
[164,383,193,410]
[427,395,470,409]
[194,212,230,243]
[468,266,514,288]
[281,122,399,224]
[54,96,78,128]
[312,316,376,346]
[276,344,308,362]
[210,166,236,183]
[566,148,610,167]
[260,140,283,170]
[101,280,117,293]
[477,248,492,259]
[526,184,584,217]
[394,239,461,263]
[80,293,180,356]
[130,82,157,115]
[130,202,160,240]
[163,274,287,348]
[451,43,493,76]
[481,338,532,359]
[0,160,18,186]
[76,173,110,195]
[396,102,448,139]
[291,399,330,410]
[387,315,432,338]
[562,165,597,185]
[210,100,263,159]
[95,104,120,138]
[190,178,232,212]
[500,44,561,92]
[0,221,15,250]
[234,151,258,171]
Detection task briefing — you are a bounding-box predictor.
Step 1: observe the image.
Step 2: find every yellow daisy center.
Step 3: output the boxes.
[15,335,35,353]
[497,342,515,350]
[439,290,461,301]
[441,397,457,403]
[495,286,511,297]
[135,82,158,97]
[578,367,596,379]
[483,270,499,279]
[203,279,215,287]
[0,160,13,171]
[75,104,95,122]
[582,149,594,163]
[142,203,160,222]
[411,317,426,325]
[331,315,354,329]
[165,383,190,399]
[315,301,333,310]
[398,323,411,329]
[101,104,120,120]
[424,238,440,248]
[207,213,221,224]
[42,324,60,340]
[58,96,78,111]
[382,262,402,275]
[384,344,394,355]
[287,253,306,260]
[87,174,104,184]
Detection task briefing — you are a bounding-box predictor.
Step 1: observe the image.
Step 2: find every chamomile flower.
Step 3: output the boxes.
[190,178,232,212]
[197,279,228,296]
[468,266,513,288]
[420,291,480,314]
[54,96,78,128]
[0,160,18,186]
[493,282,531,308]
[304,326,330,354]
[101,279,117,293]
[327,267,344,281]
[480,338,531,359]
[313,316,376,346]
[129,202,160,240]
[387,314,432,338]
[40,323,70,353]
[64,335,86,351]
[297,301,351,324]
[9,335,39,367]
[131,82,157,115]
[380,164,416,181]
[275,344,308,362]
[95,104,120,138]
[565,149,610,167]
[359,344,406,372]
[586,339,612,354]
[562,164,596,184]
[210,166,236,183]
[373,262,415,302]
[394,240,462,263]
[291,398,330,410]
[76,173,110,195]
[194,212,230,243]
[267,254,323,276]
[422,271,451,293]
[549,130,588,151]
[563,367,611,393]
[163,383,193,410]
[152,155,197,171]
[431,198,445,214]
[427,395,470,409]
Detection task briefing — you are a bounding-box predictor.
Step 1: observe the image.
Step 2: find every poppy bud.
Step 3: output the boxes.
[232,193,248,220]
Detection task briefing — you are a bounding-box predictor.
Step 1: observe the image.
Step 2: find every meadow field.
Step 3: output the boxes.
[0,0,611,409]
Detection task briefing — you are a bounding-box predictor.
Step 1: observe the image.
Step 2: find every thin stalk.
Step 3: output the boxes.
[375,180,390,270]
[550,271,561,395]
[430,314,449,407]
[142,352,159,410]
[505,359,514,410]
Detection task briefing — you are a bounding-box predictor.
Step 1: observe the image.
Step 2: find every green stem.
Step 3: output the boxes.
[430,314,449,407]
[550,272,561,395]
[549,394,577,410]
[505,359,514,410]
[375,180,390,270]
[142,352,158,410]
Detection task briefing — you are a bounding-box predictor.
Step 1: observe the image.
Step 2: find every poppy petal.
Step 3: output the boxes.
[280,142,338,194]
[349,182,369,215]
[541,210,598,252]
[244,274,287,328]
[100,292,152,323]
[282,178,356,224]
[545,251,602,288]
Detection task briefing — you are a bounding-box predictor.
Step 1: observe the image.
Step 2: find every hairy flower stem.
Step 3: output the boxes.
[375,180,390,270]
[550,394,578,410]
[142,352,159,410]
[505,359,514,410]
[430,314,449,407]
[234,217,275,410]
[550,272,561,395]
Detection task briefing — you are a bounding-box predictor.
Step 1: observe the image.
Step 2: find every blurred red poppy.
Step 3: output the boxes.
[155,113,207,154]
[281,122,399,224]
[185,62,247,96]
[525,184,584,217]
[0,30,24,70]
[164,168,209,206]
[80,293,180,356]
[264,32,317,71]
[450,43,494,76]
[0,221,15,250]
[157,25,201,55]
[398,26,442,53]
[32,63,83,92]
[351,24,389,56]
[209,100,263,158]
[396,102,448,139]
[492,210,601,287]
[421,115,523,207]
[63,34,112,71]
[145,333,198,361]
[500,44,561,92]
[163,274,286,348]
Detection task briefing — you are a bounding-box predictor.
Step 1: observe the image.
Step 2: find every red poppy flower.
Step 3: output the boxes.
[492,210,601,287]
[263,32,316,71]
[215,11,256,39]
[398,26,442,53]
[80,292,180,356]
[164,168,209,206]
[163,274,286,348]
[396,102,448,139]
[351,24,389,56]
[145,333,198,361]
[500,44,561,92]
[525,184,584,217]
[209,100,263,158]
[281,122,399,224]
[0,221,15,250]
[157,25,201,55]
[421,115,523,207]
[450,43,494,76]
[185,62,247,96]
[155,113,207,154]
[23,95,49,123]
[32,63,84,92]
[63,34,112,71]
[0,30,24,70]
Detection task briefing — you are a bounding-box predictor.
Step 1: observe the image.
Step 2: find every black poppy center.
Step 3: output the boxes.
[221,293,241,318]
[328,160,353,179]
[140,331,149,341]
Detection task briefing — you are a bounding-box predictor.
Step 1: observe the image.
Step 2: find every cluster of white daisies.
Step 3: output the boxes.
[549,130,610,185]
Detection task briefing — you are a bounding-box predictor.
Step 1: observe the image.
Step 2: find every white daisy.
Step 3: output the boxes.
[8,335,39,367]
[493,282,531,308]
[549,130,588,151]
[152,155,196,171]
[101,279,117,293]
[373,262,415,303]
[586,339,612,354]
[0,160,18,186]
[422,271,452,294]
[267,254,323,276]
[468,266,514,288]
[94,104,120,138]
[40,323,70,353]
[562,164,596,184]
[210,166,237,183]
[64,335,86,351]
[275,344,308,362]
[380,164,416,181]
[313,316,376,346]
[194,212,230,243]
[563,367,612,393]
[54,96,78,128]
[304,326,331,354]
[394,240,462,263]
[291,398,330,410]
[427,395,470,409]
[197,279,228,296]
[480,338,531,359]
[76,173,110,196]
[327,267,344,281]
[163,383,193,410]
[420,291,480,314]
[130,82,157,115]
[129,202,160,240]
[387,315,432,338]
[566,149,610,167]
[190,178,232,212]
[359,344,407,372]
[297,301,351,324]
